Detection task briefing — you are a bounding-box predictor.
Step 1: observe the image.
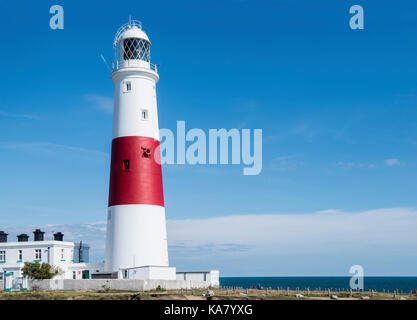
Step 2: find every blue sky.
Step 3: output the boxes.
[0,0,417,275]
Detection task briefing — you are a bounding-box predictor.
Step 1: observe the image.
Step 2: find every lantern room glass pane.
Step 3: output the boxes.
[123,38,150,62]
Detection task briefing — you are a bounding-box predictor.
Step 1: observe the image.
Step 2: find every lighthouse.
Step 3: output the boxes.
[105,19,172,277]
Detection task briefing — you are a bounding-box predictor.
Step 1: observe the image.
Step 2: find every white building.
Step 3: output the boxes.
[176,271,220,284]
[0,230,103,288]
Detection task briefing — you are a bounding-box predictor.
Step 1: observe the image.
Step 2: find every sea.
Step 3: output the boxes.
[220,277,417,292]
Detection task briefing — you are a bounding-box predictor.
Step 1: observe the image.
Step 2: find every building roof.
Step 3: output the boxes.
[0,240,76,248]
[119,26,150,43]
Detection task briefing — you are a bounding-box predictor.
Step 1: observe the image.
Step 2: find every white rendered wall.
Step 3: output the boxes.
[111,70,159,140]
[0,241,104,281]
[67,263,104,280]
[124,266,176,280]
[28,279,214,291]
[0,242,74,263]
[209,270,220,286]
[176,271,220,287]
[105,205,169,272]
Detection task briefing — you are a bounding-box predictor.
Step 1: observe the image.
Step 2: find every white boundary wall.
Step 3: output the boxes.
[124,266,176,280]
[176,270,220,286]
[28,279,214,291]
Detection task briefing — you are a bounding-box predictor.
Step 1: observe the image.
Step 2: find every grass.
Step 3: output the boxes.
[1,288,416,300]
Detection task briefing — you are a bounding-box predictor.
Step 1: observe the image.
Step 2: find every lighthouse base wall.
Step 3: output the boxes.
[105,204,169,272]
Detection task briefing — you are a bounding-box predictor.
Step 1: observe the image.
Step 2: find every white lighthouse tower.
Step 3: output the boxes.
[105,19,175,279]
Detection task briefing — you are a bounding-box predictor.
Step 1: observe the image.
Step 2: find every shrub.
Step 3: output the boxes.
[21,262,63,279]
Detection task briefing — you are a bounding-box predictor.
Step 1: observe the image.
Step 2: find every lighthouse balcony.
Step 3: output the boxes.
[114,59,158,72]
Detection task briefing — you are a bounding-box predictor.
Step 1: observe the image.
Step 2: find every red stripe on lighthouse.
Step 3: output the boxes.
[108,136,164,207]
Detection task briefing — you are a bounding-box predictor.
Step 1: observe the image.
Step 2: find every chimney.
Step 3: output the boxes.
[33,229,45,241]
[53,232,64,241]
[0,231,8,243]
[17,234,29,242]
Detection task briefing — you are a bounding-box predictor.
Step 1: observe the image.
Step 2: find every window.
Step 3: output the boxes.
[122,159,130,171]
[125,81,132,92]
[34,249,42,261]
[0,250,5,262]
[72,271,76,279]
[18,250,22,261]
[61,249,65,260]
[141,109,149,120]
[141,147,151,159]
[123,38,150,62]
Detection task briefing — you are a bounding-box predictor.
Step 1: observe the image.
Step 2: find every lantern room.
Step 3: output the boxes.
[113,19,154,70]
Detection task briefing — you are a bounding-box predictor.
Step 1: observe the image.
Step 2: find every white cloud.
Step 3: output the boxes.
[0,110,39,119]
[168,208,417,253]
[4,208,417,275]
[385,158,401,167]
[315,209,342,214]
[0,141,107,159]
[268,154,303,171]
[337,161,356,168]
[84,94,113,113]
[337,162,377,169]
[168,208,417,275]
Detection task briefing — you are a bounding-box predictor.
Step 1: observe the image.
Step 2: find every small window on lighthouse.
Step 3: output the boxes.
[122,159,130,171]
[125,81,132,92]
[141,109,149,120]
